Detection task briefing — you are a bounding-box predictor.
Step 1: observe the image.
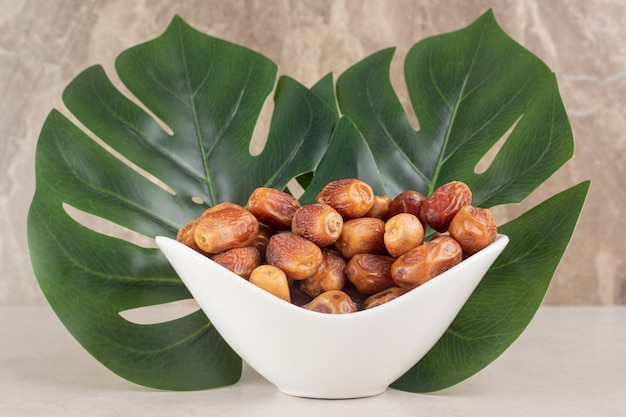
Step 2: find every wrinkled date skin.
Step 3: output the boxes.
[391,236,463,290]
[334,217,386,259]
[300,249,347,297]
[193,203,259,254]
[316,178,374,219]
[388,190,426,220]
[250,223,275,261]
[449,205,497,255]
[265,232,323,280]
[291,203,343,247]
[420,181,472,232]
[302,290,358,314]
[248,187,300,230]
[362,286,407,310]
[345,253,395,295]
[211,246,261,279]
[176,219,204,253]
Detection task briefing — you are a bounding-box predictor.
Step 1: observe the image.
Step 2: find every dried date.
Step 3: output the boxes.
[248,187,300,230]
[388,190,426,220]
[365,195,392,219]
[193,203,259,254]
[249,264,291,302]
[448,205,497,255]
[384,213,425,257]
[420,181,472,232]
[300,249,347,297]
[391,235,463,290]
[345,253,395,295]
[265,232,323,280]
[362,287,407,310]
[316,178,374,219]
[212,246,261,279]
[291,203,343,247]
[302,290,358,314]
[333,217,386,259]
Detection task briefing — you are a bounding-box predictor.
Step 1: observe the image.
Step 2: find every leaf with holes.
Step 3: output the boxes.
[334,10,589,392]
[336,10,574,204]
[27,16,338,390]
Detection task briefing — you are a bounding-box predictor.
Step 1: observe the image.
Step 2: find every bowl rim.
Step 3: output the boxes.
[155,233,509,321]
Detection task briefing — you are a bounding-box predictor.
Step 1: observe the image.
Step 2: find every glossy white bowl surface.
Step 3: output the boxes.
[156,234,509,399]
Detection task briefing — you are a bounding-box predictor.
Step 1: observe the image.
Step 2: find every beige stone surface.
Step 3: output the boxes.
[1,0,624,304]
[2,305,625,414]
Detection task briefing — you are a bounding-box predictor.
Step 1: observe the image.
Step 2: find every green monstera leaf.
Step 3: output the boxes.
[28,10,589,393]
[28,16,338,390]
[335,10,589,392]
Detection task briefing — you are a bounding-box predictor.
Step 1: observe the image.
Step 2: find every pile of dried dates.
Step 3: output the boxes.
[177,179,497,313]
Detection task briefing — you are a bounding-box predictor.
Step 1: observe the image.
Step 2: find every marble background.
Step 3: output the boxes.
[1,0,624,304]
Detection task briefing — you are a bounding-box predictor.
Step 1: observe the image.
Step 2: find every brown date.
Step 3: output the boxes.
[362,286,407,310]
[388,190,426,220]
[193,203,259,254]
[302,290,358,314]
[448,205,497,255]
[391,235,463,290]
[249,264,291,302]
[247,187,300,230]
[176,219,204,253]
[265,232,323,280]
[316,178,374,219]
[420,181,472,232]
[365,195,392,219]
[345,253,396,295]
[250,223,275,261]
[384,213,425,257]
[291,203,343,247]
[300,249,347,297]
[333,217,386,259]
[211,246,261,279]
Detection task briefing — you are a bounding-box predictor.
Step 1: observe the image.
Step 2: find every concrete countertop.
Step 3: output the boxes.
[1,305,624,416]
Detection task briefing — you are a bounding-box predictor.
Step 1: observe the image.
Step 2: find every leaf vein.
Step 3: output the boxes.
[364,65,429,185]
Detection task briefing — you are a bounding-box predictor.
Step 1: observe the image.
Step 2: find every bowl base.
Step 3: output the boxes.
[278,386,387,400]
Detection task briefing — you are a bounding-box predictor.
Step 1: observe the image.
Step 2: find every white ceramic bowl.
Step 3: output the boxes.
[156,234,509,399]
